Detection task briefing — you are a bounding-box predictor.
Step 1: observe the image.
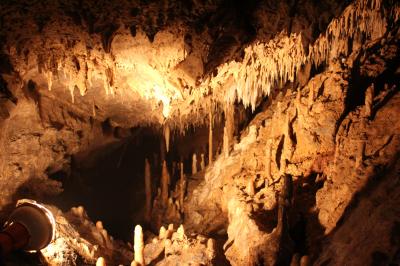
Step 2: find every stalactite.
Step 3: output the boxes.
[192,153,197,175]
[144,159,152,223]
[161,160,170,205]
[167,197,179,219]
[46,71,53,91]
[364,83,374,118]
[164,125,170,153]
[69,79,75,103]
[207,0,394,112]
[179,161,186,207]
[208,111,213,164]
[160,138,166,165]
[92,101,96,117]
[134,225,145,266]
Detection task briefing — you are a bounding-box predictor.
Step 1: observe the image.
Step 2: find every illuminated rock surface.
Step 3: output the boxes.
[0,0,399,265]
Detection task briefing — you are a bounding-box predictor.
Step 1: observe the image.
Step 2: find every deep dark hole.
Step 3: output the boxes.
[49,128,161,242]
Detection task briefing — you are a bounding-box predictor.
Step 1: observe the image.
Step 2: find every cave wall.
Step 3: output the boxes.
[0,87,114,209]
[183,23,400,265]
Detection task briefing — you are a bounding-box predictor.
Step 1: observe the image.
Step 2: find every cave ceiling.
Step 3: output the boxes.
[0,0,355,131]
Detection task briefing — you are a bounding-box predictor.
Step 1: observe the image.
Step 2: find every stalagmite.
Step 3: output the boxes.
[164,125,170,153]
[76,206,85,217]
[130,262,139,266]
[101,229,110,247]
[180,161,184,181]
[144,159,152,222]
[164,239,172,256]
[96,221,103,230]
[223,103,235,157]
[364,83,374,118]
[300,255,310,266]
[192,154,197,175]
[96,257,106,266]
[247,178,255,196]
[207,238,217,260]
[200,153,205,170]
[223,126,229,157]
[177,224,185,239]
[166,224,174,239]
[208,111,213,164]
[159,226,167,239]
[291,253,301,266]
[134,225,145,266]
[168,224,174,231]
[161,160,170,205]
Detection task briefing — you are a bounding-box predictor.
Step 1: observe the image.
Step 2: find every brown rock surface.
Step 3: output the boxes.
[0,0,398,265]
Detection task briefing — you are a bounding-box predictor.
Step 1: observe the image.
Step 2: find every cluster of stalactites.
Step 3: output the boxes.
[309,0,390,67]
[214,32,306,111]
[210,0,397,112]
[14,0,398,131]
[28,30,116,103]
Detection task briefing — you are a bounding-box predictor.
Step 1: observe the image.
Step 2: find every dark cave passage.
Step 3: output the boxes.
[47,119,227,242]
[49,128,160,242]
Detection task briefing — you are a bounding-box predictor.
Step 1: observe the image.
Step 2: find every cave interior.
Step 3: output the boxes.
[0,0,399,265]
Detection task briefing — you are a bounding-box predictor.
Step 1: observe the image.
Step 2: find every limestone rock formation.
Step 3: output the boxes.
[0,0,399,265]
